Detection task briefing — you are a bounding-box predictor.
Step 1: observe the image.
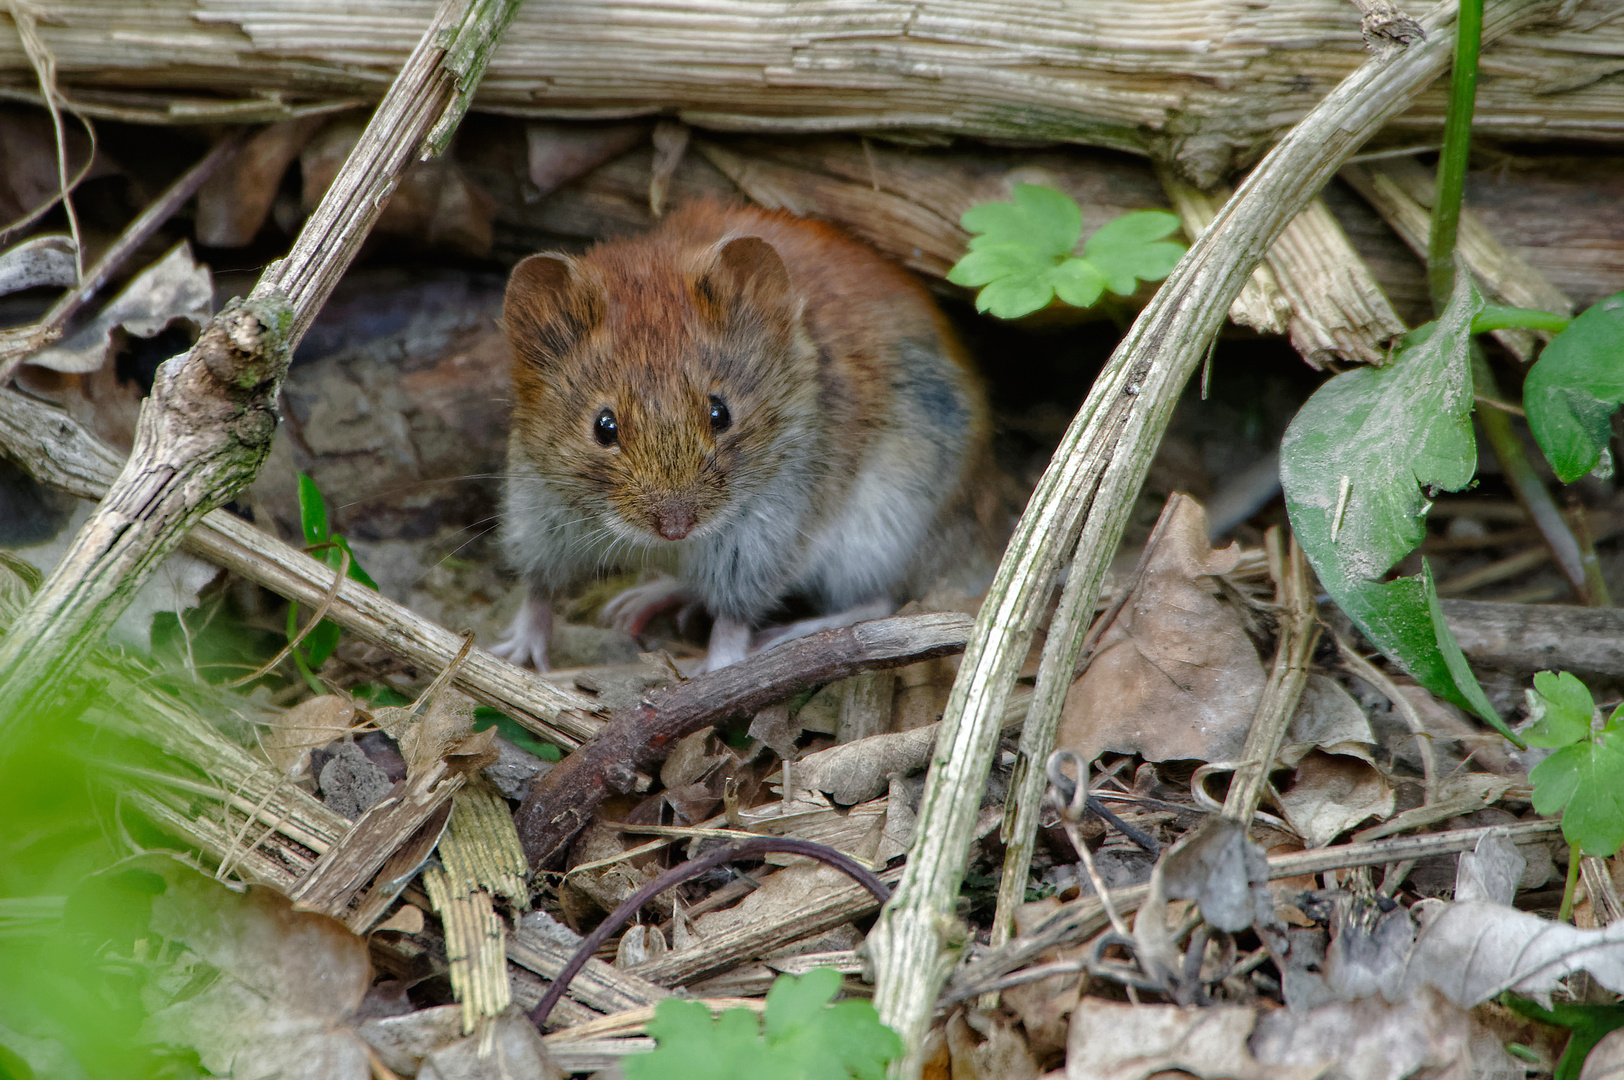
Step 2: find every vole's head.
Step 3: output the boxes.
[504,232,818,547]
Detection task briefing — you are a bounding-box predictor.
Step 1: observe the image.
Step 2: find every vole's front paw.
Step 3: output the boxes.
[490,594,553,671]
[601,574,696,637]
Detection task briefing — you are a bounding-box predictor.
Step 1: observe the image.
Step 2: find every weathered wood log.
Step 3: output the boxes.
[3,0,1624,185]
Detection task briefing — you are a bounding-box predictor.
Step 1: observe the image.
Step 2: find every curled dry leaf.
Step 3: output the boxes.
[262,694,356,776]
[1275,751,1396,848]
[195,116,327,247]
[140,863,373,1080]
[526,121,650,197]
[1059,497,1264,763]
[1401,899,1624,1007]
[0,233,76,295]
[303,120,496,256]
[793,724,939,805]
[1453,833,1527,906]
[945,1008,1043,1080]
[1066,999,1317,1080]
[1278,674,1378,767]
[1250,984,1522,1080]
[28,242,212,374]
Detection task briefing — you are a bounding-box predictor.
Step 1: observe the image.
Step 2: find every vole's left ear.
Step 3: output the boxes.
[691,236,795,328]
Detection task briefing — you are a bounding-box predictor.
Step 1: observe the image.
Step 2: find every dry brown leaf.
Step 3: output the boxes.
[1059,498,1263,764]
[303,120,495,256]
[1250,985,1521,1080]
[28,242,211,374]
[1065,999,1319,1080]
[1276,752,1395,848]
[196,116,327,247]
[140,863,373,1079]
[615,924,669,968]
[1278,675,1377,767]
[526,121,649,196]
[794,725,938,805]
[1401,899,1624,1006]
[262,694,356,776]
[945,1008,1043,1080]
[661,726,724,790]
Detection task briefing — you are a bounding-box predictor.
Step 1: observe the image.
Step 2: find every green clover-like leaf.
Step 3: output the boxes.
[1081,209,1186,296]
[1524,670,1597,749]
[960,184,1081,259]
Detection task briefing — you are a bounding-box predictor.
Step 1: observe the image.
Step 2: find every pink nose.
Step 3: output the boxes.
[653,504,696,541]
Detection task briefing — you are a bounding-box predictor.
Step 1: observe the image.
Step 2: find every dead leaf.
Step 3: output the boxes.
[1065,999,1319,1080]
[1401,899,1624,1007]
[140,863,373,1080]
[196,116,328,247]
[1250,984,1522,1080]
[615,924,668,968]
[945,1008,1042,1080]
[0,233,76,295]
[1059,497,1264,763]
[794,724,938,805]
[526,121,649,196]
[374,905,425,935]
[1278,675,1377,767]
[1276,752,1395,848]
[303,120,495,256]
[661,727,724,790]
[418,1007,563,1080]
[28,242,211,374]
[1135,817,1274,993]
[1454,833,1526,906]
[263,695,356,776]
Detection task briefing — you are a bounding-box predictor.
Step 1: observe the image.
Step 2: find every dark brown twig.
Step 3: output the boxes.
[513,611,974,868]
[529,836,891,1030]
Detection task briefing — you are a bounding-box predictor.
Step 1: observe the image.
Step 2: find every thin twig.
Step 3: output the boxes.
[1336,633,1440,807]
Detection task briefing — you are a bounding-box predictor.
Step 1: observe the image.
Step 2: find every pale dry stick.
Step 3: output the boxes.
[1222,530,1321,825]
[866,0,1562,1071]
[1049,750,1132,940]
[5,0,83,278]
[1336,632,1440,806]
[0,388,599,745]
[988,492,1186,957]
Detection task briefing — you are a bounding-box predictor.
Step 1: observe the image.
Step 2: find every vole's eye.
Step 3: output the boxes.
[593,408,618,447]
[708,395,731,434]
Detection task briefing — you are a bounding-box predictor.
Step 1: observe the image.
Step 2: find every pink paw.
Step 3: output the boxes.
[490,594,552,671]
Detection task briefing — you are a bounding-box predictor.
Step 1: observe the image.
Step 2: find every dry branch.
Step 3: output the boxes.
[864,0,1565,1071]
[5,0,1624,185]
[514,611,975,868]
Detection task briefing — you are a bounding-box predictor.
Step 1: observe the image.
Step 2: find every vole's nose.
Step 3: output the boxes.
[652,501,696,541]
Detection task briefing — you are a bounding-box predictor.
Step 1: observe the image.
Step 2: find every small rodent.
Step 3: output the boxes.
[492,201,991,671]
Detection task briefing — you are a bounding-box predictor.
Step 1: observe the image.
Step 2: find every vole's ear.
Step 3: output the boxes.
[503,253,604,366]
[692,236,794,328]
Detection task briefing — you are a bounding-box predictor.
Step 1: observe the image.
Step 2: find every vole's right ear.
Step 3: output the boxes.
[503,253,604,366]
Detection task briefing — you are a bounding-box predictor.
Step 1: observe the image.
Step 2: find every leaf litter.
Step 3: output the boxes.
[5,116,1624,1080]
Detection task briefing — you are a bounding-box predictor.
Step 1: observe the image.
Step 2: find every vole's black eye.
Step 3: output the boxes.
[593,408,618,447]
[708,395,731,434]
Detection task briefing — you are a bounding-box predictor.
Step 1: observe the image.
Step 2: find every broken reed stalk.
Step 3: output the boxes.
[864,0,1563,1071]
[0,0,526,737]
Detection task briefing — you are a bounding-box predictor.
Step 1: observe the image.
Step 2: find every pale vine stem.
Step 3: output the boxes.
[865,0,1564,1073]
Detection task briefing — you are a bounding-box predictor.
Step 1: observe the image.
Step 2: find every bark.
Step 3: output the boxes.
[3,0,1624,185]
